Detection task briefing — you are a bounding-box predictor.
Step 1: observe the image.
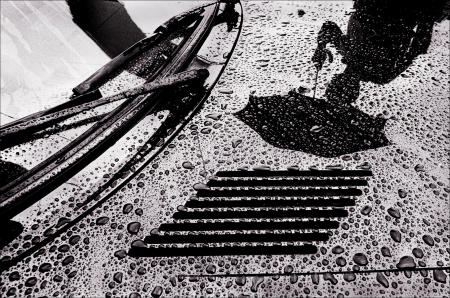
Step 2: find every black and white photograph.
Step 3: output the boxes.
[0,0,449,296]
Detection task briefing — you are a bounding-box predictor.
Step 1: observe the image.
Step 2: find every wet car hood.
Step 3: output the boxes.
[0,1,449,297]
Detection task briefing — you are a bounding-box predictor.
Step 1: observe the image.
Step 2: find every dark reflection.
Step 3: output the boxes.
[216,0,240,32]
[237,0,448,157]
[67,0,145,58]
[0,160,28,188]
[312,0,448,105]
[236,90,388,157]
[0,220,23,249]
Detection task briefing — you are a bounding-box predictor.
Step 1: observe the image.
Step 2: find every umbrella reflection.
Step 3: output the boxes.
[235,90,389,158]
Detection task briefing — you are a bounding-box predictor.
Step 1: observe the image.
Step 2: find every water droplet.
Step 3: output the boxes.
[332,245,344,254]
[251,276,264,292]
[151,286,163,297]
[376,272,389,288]
[25,277,37,287]
[353,253,368,266]
[396,256,416,269]
[127,222,141,234]
[235,275,246,286]
[96,216,109,225]
[113,272,123,283]
[206,264,216,274]
[433,270,447,283]
[412,248,424,258]
[423,234,435,246]
[387,207,401,219]
[361,205,372,215]
[390,229,402,242]
[182,162,195,169]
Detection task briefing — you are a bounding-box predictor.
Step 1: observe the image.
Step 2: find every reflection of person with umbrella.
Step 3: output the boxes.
[236,0,449,157]
[312,0,448,106]
[235,88,390,157]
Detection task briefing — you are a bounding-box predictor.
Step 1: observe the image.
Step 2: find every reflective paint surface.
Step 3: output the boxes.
[1,1,449,297]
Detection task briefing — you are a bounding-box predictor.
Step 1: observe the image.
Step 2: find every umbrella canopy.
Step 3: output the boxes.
[235,90,389,157]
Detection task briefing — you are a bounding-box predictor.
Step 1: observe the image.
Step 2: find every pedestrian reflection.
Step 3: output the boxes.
[312,0,448,105]
[236,0,448,157]
[216,0,240,32]
[67,0,145,58]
